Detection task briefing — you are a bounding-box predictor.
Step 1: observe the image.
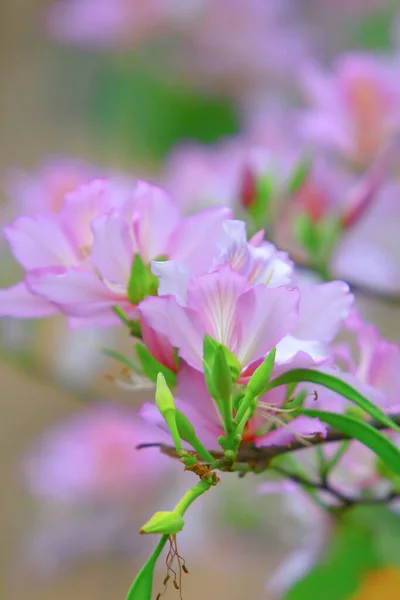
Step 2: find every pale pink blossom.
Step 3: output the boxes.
[47,0,309,99]
[0,180,231,325]
[25,404,170,503]
[3,157,98,217]
[300,53,400,167]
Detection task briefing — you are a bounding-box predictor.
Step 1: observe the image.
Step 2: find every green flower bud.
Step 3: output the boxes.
[155,372,176,417]
[247,347,276,398]
[212,344,233,402]
[140,511,184,535]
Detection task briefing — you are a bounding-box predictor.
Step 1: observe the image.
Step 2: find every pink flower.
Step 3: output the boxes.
[3,157,99,217]
[300,53,400,167]
[24,404,170,503]
[142,219,353,373]
[163,109,302,215]
[0,179,231,325]
[141,264,300,373]
[332,182,400,293]
[47,0,309,99]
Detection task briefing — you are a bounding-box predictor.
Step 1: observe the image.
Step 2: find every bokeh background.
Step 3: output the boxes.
[1,1,400,599]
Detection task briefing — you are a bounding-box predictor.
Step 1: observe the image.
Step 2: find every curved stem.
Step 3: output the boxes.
[173,479,213,516]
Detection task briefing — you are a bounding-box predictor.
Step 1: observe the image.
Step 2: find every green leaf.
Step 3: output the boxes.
[287,156,311,195]
[268,369,400,433]
[285,519,380,600]
[248,174,273,225]
[302,409,400,477]
[127,254,149,304]
[293,211,319,256]
[345,505,400,567]
[125,534,168,600]
[136,344,177,388]
[102,347,142,374]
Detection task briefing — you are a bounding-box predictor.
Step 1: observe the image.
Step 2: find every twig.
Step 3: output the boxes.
[136,412,400,467]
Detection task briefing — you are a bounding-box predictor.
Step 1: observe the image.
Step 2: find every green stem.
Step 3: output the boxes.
[191,439,216,463]
[173,480,212,517]
[234,391,253,427]
[164,412,184,456]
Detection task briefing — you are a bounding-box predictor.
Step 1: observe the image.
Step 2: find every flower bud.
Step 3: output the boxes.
[140,511,184,535]
[212,344,232,402]
[247,347,276,398]
[155,372,176,417]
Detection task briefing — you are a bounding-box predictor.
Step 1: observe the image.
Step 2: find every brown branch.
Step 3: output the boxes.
[137,413,400,468]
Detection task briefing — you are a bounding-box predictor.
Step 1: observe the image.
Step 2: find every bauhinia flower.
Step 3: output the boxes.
[141,219,353,374]
[299,52,400,168]
[0,179,231,325]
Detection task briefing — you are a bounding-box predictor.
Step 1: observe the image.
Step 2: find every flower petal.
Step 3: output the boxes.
[4,215,80,270]
[169,206,232,274]
[293,281,353,342]
[187,265,249,351]
[236,285,300,367]
[129,181,180,262]
[258,415,327,447]
[27,267,130,319]
[90,211,133,284]
[151,260,191,305]
[0,281,56,317]
[139,296,205,370]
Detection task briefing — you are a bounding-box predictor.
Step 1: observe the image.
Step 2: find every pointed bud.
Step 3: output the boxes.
[155,372,176,417]
[247,347,277,399]
[212,344,232,402]
[140,511,184,535]
[175,410,197,444]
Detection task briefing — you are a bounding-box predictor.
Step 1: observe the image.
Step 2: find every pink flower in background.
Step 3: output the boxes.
[47,0,310,101]
[25,404,171,503]
[0,179,231,325]
[300,53,400,167]
[3,157,99,217]
[163,108,302,215]
[21,404,179,576]
[46,0,167,47]
[332,182,400,293]
[257,312,400,594]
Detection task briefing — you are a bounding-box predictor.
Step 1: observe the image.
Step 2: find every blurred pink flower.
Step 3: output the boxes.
[47,0,309,99]
[300,53,400,168]
[25,404,170,503]
[163,109,302,214]
[3,157,99,218]
[332,182,400,293]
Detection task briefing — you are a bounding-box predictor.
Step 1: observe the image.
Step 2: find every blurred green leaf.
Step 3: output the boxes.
[125,534,168,600]
[287,156,312,195]
[102,347,142,373]
[285,520,380,600]
[136,343,177,387]
[345,505,400,567]
[91,61,238,162]
[267,369,400,433]
[348,10,393,50]
[302,409,400,477]
[293,211,319,256]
